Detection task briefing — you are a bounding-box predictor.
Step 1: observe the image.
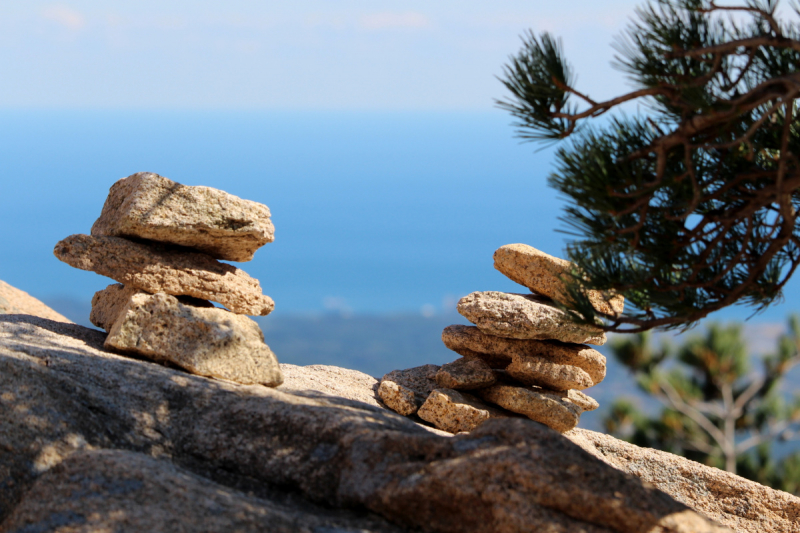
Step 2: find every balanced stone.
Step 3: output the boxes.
[91,172,275,262]
[54,234,274,316]
[442,325,606,384]
[105,291,283,387]
[506,356,594,391]
[91,283,214,331]
[478,384,590,433]
[494,244,624,316]
[457,291,606,345]
[434,357,496,390]
[417,388,510,434]
[377,364,440,416]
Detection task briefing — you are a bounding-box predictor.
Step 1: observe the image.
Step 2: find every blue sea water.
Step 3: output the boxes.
[1,109,799,324]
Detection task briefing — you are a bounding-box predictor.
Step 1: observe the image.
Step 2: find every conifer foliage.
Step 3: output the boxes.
[499,0,800,332]
[605,316,800,491]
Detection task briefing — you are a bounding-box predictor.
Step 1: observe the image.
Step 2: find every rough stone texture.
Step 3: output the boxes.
[1,449,409,533]
[0,279,70,323]
[443,325,606,383]
[54,234,274,316]
[0,313,730,533]
[567,389,599,412]
[91,283,214,332]
[378,364,440,416]
[506,354,593,391]
[494,243,625,316]
[435,357,496,390]
[91,172,275,262]
[105,291,283,387]
[478,384,586,433]
[417,388,511,434]
[567,428,800,533]
[457,291,607,345]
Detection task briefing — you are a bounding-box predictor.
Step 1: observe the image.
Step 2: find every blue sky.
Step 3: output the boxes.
[1,1,643,110]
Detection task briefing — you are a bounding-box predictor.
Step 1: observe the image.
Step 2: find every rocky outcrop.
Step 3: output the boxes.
[54,234,274,316]
[0,314,731,533]
[0,279,70,323]
[566,429,800,533]
[493,243,624,316]
[91,172,275,262]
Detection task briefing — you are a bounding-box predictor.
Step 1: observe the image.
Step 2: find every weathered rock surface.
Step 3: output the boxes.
[566,389,600,412]
[567,428,800,533]
[54,234,274,315]
[0,279,70,323]
[417,388,510,434]
[457,291,607,345]
[478,384,586,433]
[442,326,606,384]
[91,172,275,262]
[1,449,409,533]
[91,283,214,332]
[434,357,496,390]
[378,364,440,416]
[494,243,625,316]
[104,291,283,386]
[506,355,594,391]
[0,313,730,533]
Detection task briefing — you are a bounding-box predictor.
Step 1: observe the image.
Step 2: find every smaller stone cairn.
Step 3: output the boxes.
[378,243,624,434]
[54,172,283,387]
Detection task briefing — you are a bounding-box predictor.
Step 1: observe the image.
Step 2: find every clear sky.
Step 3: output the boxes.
[1,1,644,110]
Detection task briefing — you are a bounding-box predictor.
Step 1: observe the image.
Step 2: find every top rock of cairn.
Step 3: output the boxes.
[91,172,274,262]
[494,243,624,316]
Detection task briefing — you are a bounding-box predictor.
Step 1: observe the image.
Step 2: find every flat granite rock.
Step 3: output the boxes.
[457,291,607,345]
[443,325,606,387]
[377,364,440,416]
[91,172,275,262]
[417,388,512,434]
[54,234,274,316]
[435,357,496,390]
[105,291,283,387]
[0,314,735,533]
[493,243,625,316]
[91,283,214,331]
[0,279,71,323]
[478,384,589,433]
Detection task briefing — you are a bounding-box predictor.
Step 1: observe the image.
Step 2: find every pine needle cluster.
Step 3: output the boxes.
[499,0,800,332]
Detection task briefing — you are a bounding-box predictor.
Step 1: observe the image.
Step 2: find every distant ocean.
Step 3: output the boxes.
[2,109,799,324]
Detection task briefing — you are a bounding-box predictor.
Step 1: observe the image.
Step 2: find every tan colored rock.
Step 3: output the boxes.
[443,325,606,383]
[567,428,800,533]
[377,364,440,416]
[506,354,592,391]
[0,315,734,533]
[54,234,274,316]
[567,389,599,412]
[91,172,274,262]
[105,291,283,386]
[478,384,586,433]
[91,283,214,332]
[457,291,606,345]
[1,449,409,533]
[417,388,511,434]
[434,357,496,390]
[0,279,71,323]
[494,244,625,316]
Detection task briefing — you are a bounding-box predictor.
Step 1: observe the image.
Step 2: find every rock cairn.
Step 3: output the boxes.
[53,172,283,387]
[378,243,623,434]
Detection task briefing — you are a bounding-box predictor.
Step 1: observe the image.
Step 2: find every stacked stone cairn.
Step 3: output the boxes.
[53,172,283,387]
[378,243,624,434]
